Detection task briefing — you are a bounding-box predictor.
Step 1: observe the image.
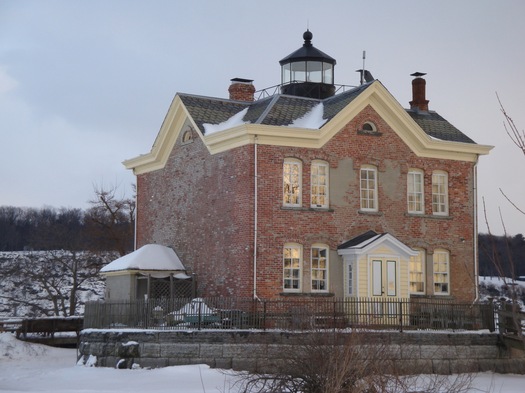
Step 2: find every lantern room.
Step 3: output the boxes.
[279,30,336,99]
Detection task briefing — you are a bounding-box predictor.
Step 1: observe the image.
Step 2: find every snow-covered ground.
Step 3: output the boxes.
[0,332,524,393]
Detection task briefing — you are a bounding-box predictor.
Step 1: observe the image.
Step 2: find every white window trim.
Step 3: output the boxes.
[432,171,449,216]
[360,165,378,212]
[283,243,302,292]
[283,158,302,207]
[311,244,329,292]
[409,248,426,295]
[311,160,329,209]
[433,249,450,295]
[407,169,424,214]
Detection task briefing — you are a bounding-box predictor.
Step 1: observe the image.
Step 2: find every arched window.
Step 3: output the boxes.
[181,129,193,144]
[362,122,377,132]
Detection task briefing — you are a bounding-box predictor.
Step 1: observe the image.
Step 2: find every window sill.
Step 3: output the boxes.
[410,294,454,300]
[281,206,334,213]
[280,292,335,298]
[358,210,382,216]
[405,213,452,220]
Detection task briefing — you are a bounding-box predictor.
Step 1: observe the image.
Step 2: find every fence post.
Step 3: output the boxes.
[263,300,267,331]
[198,300,202,331]
[398,300,403,332]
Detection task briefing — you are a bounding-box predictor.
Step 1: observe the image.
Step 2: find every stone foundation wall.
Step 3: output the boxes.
[79,330,525,374]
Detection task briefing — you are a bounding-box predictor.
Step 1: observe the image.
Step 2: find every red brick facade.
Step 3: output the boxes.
[136,104,478,301]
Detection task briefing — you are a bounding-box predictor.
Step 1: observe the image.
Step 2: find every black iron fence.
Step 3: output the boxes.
[84,297,496,332]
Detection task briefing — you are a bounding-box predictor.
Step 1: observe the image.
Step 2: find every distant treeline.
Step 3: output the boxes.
[0,204,523,277]
[479,233,525,278]
[0,205,133,255]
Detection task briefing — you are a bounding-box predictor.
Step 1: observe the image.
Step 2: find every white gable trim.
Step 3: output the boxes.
[124,82,493,175]
[337,233,419,259]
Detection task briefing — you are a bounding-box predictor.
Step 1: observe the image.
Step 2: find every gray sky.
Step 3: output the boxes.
[1,0,524,235]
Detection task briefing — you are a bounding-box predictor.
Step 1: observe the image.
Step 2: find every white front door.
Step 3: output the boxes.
[370,258,399,320]
[371,259,398,298]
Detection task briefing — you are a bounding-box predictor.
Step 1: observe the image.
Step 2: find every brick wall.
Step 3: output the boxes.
[136,104,477,301]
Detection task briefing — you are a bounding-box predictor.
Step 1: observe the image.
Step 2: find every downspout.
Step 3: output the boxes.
[134,182,137,251]
[473,160,479,303]
[253,136,259,300]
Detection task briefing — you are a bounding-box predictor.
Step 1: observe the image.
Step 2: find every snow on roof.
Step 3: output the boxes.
[203,107,249,134]
[100,244,185,273]
[288,102,327,129]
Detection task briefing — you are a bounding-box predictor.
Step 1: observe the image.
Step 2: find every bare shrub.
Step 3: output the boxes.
[232,330,475,393]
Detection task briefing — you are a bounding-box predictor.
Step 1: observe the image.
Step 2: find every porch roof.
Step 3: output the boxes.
[337,231,418,257]
[100,244,186,274]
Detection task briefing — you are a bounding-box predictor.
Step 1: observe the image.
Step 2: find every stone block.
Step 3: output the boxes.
[116,342,140,358]
[136,357,168,369]
[161,343,199,358]
[232,358,257,372]
[141,342,161,357]
[214,358,233,369]
[199,343,224,357]
[449,358,479,374]
[432,359,451,375]
[223,344,266,358]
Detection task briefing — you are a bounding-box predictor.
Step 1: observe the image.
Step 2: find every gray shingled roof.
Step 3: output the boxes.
[178,83,477,144]
[407,110,476,144]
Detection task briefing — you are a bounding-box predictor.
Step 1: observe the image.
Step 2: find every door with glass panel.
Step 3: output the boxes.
[370,259,398,320]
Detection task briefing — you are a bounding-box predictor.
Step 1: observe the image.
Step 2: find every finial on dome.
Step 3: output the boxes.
[303,30,313,46]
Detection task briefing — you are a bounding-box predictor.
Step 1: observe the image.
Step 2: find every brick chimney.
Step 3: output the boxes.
[229,78,255,102]
[409,72,429,111]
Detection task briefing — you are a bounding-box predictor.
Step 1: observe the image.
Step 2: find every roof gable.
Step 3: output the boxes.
[124,81,492,175]
[337,231,419,258]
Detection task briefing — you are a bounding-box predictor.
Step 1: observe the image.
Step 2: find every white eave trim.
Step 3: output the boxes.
[123,81,493,175]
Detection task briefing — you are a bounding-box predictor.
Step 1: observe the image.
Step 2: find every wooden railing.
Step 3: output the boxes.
[84,297,496,332]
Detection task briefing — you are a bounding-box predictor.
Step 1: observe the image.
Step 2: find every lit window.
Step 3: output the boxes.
[410,248,426,294]
[311,160,329,208]
[283,159,302,207]
[311,245,329,292]
[360,165,378,211]
[433,249,450,295]
[432,171,448,215]
[407,169,424,214]
[283,244,302,292]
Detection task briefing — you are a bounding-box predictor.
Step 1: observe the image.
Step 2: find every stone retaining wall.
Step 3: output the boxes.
[79,330,525,374]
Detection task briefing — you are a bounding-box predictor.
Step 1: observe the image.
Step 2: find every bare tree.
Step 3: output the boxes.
[480,97,525,340]
[86,184,135,256]
[0,250,115,317]
[497,94,525,215]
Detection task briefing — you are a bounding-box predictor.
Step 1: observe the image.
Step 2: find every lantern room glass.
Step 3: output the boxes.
[282,61,334,85]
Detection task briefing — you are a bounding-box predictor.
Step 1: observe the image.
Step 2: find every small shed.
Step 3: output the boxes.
[100,244,193,301]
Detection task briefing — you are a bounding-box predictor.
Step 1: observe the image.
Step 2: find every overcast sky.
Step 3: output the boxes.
[1,0,524,235]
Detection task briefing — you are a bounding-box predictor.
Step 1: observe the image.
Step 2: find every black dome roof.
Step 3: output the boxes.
[279,30,336,66]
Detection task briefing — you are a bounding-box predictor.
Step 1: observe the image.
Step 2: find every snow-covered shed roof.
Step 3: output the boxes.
[100,244,186,274]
